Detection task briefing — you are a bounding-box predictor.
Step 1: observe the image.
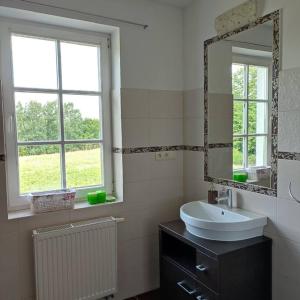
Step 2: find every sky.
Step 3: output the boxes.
[11,34,101,119]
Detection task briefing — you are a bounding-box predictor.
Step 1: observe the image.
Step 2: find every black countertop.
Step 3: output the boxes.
[159,220,272,258]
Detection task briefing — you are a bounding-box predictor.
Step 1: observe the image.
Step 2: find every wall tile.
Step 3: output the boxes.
[278,111,300,152]
[117,238,146,300]
[121,89,149,118]
[208,148,232,180]
[149,177,183,204]
[184,118,204,145]
[122,153,152,183]
[137,234,160,292]
[18,210,71,233]
[18,230,35,300]
[117,236,159,300]
[70,202,124,223]
[118,181,153,242]
[183,89,203,119]
[149,151,183,180]
[278,159,300,201]
[236,189,277,236]
[279,68,300,112]
[274,274,300,300]
[149,90,183,119]
[0,232,20,300]
[276,236,300,281]
[139,201,181,238]
[150,118,183,146]
[122,118,150,148]
[277,196,300,243]
[208,93,233,144]
[0,219,19,238]
[183,179,209,202]
[183,151,204,181]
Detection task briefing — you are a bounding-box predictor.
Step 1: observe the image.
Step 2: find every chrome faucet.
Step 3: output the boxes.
[217,188,233,209]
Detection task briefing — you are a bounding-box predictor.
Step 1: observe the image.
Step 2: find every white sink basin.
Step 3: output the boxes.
[180,201,267,241]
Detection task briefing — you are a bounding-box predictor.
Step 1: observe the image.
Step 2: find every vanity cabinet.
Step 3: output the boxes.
[159,221,272,300]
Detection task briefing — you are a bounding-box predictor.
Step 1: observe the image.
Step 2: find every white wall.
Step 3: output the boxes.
[184,0,300,90]
[0,1,184,300]
[34,0,184,91]
[183,0,300,299]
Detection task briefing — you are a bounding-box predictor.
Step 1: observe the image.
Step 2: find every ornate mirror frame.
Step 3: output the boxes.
[204,10,280,196]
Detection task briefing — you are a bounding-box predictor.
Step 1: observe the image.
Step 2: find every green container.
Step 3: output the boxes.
[87,192,99,205]
[96,190,106,203]
[87,190,106,205]
[233,172,248,183]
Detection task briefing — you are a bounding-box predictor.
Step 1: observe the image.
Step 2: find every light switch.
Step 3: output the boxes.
[155,151,176,161]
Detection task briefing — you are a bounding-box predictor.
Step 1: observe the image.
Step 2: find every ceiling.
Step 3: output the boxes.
[152,0,194,8]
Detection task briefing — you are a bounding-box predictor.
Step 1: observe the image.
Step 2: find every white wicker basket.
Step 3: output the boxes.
[29,189,76,214]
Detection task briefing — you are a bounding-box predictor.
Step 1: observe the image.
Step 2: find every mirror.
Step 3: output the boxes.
[204,11,280,195]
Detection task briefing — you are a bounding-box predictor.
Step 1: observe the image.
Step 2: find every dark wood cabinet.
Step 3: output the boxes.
[159,220,272,300]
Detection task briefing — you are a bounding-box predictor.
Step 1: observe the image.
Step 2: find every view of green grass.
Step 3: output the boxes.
[233,147,256,170]
[19,148,102,194]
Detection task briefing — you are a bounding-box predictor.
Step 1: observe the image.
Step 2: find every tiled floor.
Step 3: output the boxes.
[125,289,161,300]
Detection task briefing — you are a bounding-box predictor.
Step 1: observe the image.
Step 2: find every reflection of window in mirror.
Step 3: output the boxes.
[232,50,272,172]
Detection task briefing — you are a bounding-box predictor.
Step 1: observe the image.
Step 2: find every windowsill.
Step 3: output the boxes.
[7,199,123,220]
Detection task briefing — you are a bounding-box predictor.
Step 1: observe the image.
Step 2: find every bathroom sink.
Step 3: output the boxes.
[180,201,267,241]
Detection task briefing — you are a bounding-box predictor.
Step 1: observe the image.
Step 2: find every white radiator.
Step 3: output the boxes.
[33,217,118,300]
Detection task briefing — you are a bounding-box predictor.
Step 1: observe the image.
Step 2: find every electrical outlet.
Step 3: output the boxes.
[155,151,176,161]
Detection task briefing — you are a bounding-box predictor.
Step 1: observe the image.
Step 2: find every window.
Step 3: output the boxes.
[1,21,112,209]
[232,62,269,170]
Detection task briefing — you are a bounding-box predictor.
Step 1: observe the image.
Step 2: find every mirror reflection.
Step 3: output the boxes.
[207,20,273,188]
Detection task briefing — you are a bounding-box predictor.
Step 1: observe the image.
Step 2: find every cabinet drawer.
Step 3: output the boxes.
[196,250,219,291]
[161,257,218,300]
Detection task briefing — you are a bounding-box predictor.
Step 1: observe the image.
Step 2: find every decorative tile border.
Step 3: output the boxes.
[204,10,281,196]
[113,144,233,154]
[278,152,300,161]
[112,145,184,154]
[183,145,205,152]
[208,143,233,149]
[204,176,277,197]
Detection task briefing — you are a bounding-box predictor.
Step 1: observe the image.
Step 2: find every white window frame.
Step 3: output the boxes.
[232,55,272,171]
[0,18,113,211]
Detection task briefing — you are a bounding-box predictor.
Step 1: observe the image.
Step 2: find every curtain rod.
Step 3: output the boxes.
[18,0,149,29]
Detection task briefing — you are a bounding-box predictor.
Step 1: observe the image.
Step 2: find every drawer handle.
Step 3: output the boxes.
[196,296,208,300]
[177,280,197,295]
[196,264,208,272]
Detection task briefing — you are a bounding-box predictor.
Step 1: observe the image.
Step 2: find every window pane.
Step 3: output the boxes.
[61,42,100,91]
[65,143,103,188]
[11,35,58,89]
[248,65,268,100]
[248,136,267,167]
[248,101,268,134]
[233,101,245,134]
[63,95,101,140]
[233,137,244,169]
[18,145,62,194]
[15,92,60,142]
[232,64,246,99]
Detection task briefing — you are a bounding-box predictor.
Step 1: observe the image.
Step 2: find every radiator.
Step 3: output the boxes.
[33,217,118,300]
